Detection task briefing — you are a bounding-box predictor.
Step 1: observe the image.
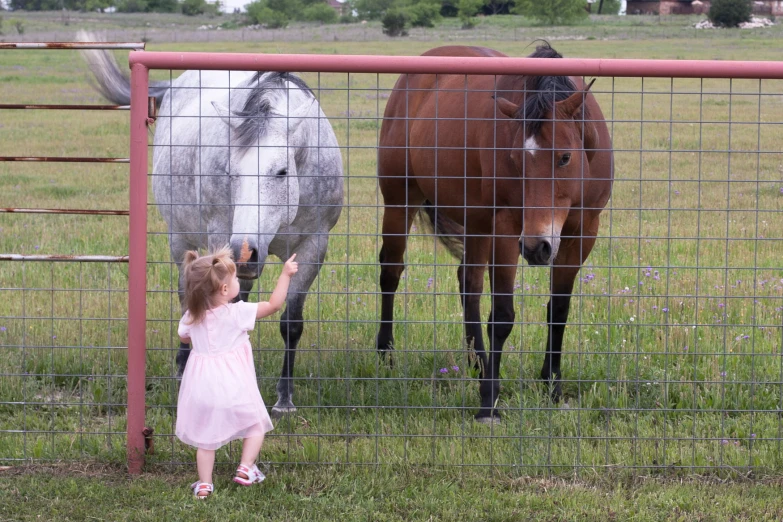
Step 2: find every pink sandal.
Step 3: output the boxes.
[233,464,265,486]
[190,481,213,499]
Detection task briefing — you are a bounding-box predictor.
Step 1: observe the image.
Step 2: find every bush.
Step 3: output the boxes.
[457,0,482,28]
[381,9,408,36]
[708,0,752,27]
[246,0,289,27]
[339,13,357,23]
[405,2,440,27]
[302,2,338,23]
[181,0,207,15]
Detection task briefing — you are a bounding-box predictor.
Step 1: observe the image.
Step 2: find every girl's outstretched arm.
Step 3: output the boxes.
[256,254,298,319]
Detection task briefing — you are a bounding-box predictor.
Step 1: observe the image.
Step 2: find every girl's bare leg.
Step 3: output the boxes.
[196,448,216,488]
[239,435,264,468]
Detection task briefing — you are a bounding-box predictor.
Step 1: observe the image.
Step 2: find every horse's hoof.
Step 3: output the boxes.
[474,409,502,425]
[474,415,502,426]
[271,405,297,419]
[377,349,395,369]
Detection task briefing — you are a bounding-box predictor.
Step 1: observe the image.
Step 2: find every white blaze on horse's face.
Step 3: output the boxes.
[524,136,539,157]
[231,125,301,263]
[212,97,311,273]
[519,129,572,267]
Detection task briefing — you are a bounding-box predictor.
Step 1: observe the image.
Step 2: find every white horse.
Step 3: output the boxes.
[81,37,344,417]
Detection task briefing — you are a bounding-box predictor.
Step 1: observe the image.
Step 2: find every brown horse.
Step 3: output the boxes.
[375,43,614,423]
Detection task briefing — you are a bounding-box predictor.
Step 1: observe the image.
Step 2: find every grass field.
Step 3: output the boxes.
[1,14,783,508]
[5,462,783,521]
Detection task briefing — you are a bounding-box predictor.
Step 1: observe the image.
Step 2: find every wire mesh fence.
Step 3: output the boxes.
[2,47,783,477]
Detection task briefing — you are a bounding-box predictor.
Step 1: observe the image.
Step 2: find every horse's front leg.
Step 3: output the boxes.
[541,228,598,402]
[272,239,326,418]
[482,231,518,423]
[175,263,190,378]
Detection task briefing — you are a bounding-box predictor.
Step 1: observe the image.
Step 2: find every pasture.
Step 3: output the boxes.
[2,23,783,516]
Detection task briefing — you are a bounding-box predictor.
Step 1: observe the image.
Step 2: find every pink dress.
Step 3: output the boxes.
[175,301,274,450]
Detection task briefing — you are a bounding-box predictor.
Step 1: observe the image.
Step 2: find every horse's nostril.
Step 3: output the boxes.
[538,241,552,262]
[247,248,258,265]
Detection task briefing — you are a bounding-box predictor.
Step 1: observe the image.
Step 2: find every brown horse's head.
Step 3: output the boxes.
[495,59,599,266]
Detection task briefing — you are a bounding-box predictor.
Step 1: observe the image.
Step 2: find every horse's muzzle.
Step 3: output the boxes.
[521,239,553,266]
[231,239,263,279]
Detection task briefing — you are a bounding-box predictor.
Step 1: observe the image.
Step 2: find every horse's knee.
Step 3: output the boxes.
[488,309,515,341]
[280,317,304,341]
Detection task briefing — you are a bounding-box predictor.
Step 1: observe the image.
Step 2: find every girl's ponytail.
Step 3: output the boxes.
[183,250,199,267]
[180,246,236,325]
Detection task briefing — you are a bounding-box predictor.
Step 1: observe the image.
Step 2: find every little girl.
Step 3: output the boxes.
[175,246,298,499]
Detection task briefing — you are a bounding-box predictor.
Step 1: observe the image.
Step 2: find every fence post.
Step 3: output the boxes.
[127,61,150,475]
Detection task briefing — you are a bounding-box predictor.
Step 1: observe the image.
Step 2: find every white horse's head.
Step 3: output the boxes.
[213,73,316,279]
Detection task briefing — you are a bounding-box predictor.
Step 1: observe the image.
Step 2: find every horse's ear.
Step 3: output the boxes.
[211,102,237,128]
[579,104,599,163]
[557,79,599,162]
[494,96,519,119]
[555,78,596,117]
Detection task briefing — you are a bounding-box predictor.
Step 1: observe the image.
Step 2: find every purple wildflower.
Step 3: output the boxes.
[0,326,6,332]
[439,368,448,374]
[427,277,433,289]
[452,366,459,372]
[662,308,669,313]
[720,371,727,377]
[721,439,729,445]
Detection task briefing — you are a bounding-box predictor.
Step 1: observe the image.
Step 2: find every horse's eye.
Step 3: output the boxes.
[276,168,288,177]
[558,153,571,167]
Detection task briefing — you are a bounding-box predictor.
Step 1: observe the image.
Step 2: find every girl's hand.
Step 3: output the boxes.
[283,254,298,277]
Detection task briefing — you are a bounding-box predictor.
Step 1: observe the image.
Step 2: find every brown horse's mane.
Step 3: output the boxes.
[497,43,579,138]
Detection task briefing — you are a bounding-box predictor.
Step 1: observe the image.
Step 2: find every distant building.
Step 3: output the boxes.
[627,0,783,16]
[326,0,349,16]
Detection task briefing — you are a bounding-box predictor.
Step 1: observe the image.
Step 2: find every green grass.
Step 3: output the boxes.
[1,25,783,482]
[3,463,783,521]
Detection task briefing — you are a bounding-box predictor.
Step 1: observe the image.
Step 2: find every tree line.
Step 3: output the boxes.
[5,0,622,25]
[8,0,221,15]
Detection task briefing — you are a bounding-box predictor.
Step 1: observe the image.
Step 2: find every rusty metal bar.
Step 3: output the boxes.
[1,208,128,215]
[0,254,128,262]
[0,104,129,110]
[0,157,129,163]
[0,42,144,50]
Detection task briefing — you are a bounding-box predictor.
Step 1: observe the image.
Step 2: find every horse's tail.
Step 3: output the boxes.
[417,200,465,260]
[77,31,169,107]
